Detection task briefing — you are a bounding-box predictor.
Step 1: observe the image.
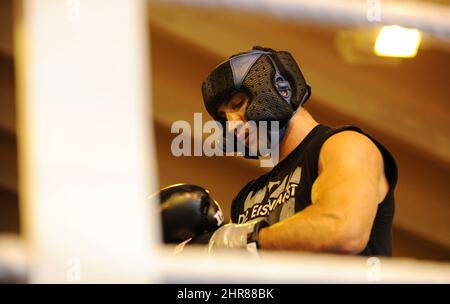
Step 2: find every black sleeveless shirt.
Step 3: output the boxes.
[230,124,398,256]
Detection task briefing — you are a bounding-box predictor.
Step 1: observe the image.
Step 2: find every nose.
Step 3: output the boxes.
[225,112,242,121]
[225,110,247,136]
[225,110,246,123]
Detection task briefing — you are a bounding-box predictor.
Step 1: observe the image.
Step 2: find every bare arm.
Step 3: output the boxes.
[258,131,389,254]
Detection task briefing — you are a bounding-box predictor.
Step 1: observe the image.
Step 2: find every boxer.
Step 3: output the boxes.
[201,46,398,256]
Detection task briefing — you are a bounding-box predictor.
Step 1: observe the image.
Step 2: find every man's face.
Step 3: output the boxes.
[218,92,248,120]
[217,92,259,150]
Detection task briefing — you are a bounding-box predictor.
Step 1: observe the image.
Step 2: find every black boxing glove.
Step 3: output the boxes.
[156,184,225,244]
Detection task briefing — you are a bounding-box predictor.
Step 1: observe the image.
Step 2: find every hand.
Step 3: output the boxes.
[207,219,268,255]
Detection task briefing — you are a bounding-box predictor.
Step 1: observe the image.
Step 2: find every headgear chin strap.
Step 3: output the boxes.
[201,46,311,158]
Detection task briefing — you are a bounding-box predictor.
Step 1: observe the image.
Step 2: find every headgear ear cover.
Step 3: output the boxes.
[201,46,311,156]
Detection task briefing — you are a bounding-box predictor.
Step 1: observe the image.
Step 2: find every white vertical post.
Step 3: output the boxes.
[14,0,159,283]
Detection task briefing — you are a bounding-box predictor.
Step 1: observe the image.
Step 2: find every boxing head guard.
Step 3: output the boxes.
[202,46,311,131]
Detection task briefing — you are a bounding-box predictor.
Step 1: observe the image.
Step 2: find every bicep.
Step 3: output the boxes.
[311,131,387,237]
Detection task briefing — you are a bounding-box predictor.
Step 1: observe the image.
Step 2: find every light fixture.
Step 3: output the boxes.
[374,25,422,58]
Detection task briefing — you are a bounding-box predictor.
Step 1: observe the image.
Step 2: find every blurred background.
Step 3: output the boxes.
[0,0,449,263]
[148,0,450,260]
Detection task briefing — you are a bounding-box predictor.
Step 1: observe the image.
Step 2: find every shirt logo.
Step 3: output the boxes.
[238,167,302,224]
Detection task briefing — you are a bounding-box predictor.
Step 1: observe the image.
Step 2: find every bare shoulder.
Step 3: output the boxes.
[318,130,384,172]
[317,130,389,203]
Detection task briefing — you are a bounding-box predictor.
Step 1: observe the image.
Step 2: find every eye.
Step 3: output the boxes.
[233,97,245,109]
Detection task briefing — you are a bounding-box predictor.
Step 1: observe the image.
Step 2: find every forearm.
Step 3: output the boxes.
[258,203,362,253]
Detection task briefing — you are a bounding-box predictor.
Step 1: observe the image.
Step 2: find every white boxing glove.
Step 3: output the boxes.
[207,219,269,255]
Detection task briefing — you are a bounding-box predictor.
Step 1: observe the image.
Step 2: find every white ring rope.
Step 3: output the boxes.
[156,0,450,40]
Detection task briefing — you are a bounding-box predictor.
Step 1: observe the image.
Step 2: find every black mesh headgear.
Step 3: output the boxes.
[201,46,311,158]
[202,46,311,127]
